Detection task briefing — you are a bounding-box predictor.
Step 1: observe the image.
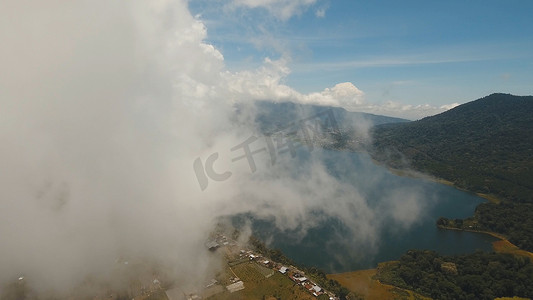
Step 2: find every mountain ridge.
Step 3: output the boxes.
[248,100,409,133]
[371,93,533,203]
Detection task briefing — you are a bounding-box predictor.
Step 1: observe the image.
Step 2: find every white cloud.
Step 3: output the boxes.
[221,58,456,119]
[0,0,233,295]
[232,0,317,20]
[317,82,365,105]
[440,103,460,110]
[500,72,512,80]
[315,8,326,18]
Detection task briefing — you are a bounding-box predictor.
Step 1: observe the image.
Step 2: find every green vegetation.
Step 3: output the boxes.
[375,250,533,300]
[437,202,533,252]
[369,93,533,252]
[252,262,275,278]
[328,268,430,300]
[371,93,533,203]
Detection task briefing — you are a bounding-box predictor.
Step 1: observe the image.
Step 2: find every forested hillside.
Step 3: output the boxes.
[371,93,533,203]
[375,250,533,300]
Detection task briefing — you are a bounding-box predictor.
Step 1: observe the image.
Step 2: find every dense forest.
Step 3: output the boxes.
[375,250,533,300]
[369,93,533,253]
[371,93,533,203]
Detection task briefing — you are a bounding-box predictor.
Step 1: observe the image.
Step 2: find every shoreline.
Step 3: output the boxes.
[436,224,508,241]
[331,159,533,280]
[337,154,532,263]
[370,156,501,204]
[326,152,533,297]
[437,225,533,261]
[375,159,533,258]
[328,226,533,299]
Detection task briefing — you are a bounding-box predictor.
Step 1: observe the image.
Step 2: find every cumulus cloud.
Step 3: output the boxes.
[0,0,232,296]
[306,82,366,107]
[220,58,455,119]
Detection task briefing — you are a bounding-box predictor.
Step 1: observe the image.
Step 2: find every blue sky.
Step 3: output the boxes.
[189,0,533,109]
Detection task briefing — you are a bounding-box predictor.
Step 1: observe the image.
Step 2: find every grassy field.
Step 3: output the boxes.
[252,263,275,278]
[493,239,533,262]
[476,192,502,204]
[328,268,430,300]
[207,262,315,300]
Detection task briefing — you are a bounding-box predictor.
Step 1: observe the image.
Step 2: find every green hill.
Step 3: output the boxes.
[371,93,533,203]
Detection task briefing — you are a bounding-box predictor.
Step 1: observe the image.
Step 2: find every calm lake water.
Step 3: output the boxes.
[233,150,498,273]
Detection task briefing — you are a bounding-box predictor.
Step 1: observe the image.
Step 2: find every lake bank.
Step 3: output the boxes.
[438,225,533,262]
[378,160,501,205]
[326,225,533,299]
[375,156,533,260]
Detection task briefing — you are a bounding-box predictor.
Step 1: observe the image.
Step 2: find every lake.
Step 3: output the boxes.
[232,150,498,273]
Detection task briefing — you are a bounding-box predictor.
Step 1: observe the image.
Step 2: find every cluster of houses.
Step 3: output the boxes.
[288,272,326,298]
[242,250,338,300]
[203,234,339,300]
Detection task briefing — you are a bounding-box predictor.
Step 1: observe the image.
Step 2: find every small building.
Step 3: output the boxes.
[278,266,288,274]
[205,278,218,288]
[289,273,306,282]
[226,281,245,293]
[310,285,322,295]
[205,240,220,251]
